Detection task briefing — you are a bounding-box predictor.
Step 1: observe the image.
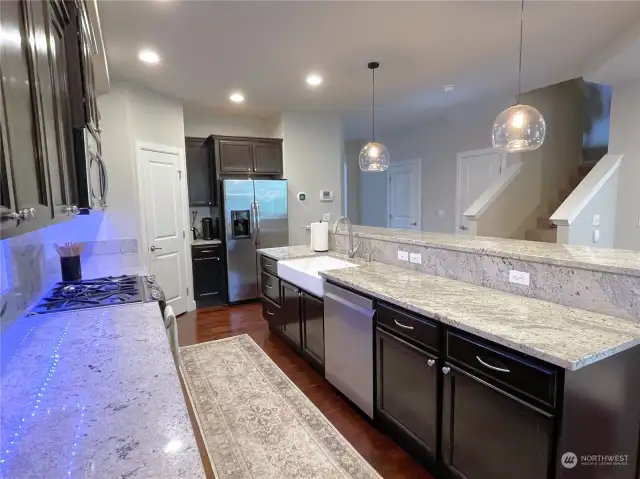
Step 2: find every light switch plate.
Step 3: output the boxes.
[592,214,600,226]
[410,252,422,264]
[509,270,530,286]
[593,229,600,243]
[397,250,409,261]
[322,213,331,222]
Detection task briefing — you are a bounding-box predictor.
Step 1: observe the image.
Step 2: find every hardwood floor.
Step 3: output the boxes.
[178,303,434,479]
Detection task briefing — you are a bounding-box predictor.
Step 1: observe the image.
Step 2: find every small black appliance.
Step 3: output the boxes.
[202,217,214,240]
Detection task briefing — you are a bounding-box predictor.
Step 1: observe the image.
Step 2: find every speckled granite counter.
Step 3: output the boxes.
[258,245,326,261]
[335,225,640,277]
[0,302,204,478]
[320,261,640,370]
[191,239,222,246]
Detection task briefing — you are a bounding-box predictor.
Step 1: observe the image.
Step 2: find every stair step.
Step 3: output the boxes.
[537,217,555,229]
[525,228,557,243]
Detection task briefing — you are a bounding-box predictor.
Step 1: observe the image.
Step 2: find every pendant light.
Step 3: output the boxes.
[492,0,546,153]
[359,62,390,172]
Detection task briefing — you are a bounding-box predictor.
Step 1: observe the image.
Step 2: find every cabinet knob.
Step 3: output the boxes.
[427,359,435,367]
[442,366,450,375]
[18,208,35,221]
[247,168,251,171]
[61,205,79,215]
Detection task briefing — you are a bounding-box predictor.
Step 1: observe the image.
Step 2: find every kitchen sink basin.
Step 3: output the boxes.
[277,255,358,297]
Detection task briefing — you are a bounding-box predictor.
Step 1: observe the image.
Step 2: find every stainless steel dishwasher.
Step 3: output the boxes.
[324,282,375,418]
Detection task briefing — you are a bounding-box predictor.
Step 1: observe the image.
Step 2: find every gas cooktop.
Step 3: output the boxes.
[30,275,144,315]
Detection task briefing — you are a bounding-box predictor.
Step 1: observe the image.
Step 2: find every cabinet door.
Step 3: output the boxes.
[0,76,17,227]
[193,255,224,304]
[33,0,75,221]
[281,281,301,349]
[376,328,439,456]
[218,139,253,174]
[302,292,324,367]
[253,140,282,175]
[185,137,213,206]
[442,363,554,479]
[0,0,52,232]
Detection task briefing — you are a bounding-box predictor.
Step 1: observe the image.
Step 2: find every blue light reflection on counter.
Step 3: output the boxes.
[0,320,70,473]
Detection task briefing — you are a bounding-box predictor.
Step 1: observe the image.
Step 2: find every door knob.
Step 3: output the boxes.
[459,225,468,231]
[150,245,163,252]
[442,366,451,375]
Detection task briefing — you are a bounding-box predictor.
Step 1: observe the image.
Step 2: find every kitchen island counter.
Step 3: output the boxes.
[320,261,640,370]
[0,302,204,478]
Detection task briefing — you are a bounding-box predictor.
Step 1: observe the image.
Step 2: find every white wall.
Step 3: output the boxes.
[183,106,276,138]
[344,139,363,223]
[97,82,186,242]
[610,80,640,250]
[280,112,344,245]
[357,94,514,232]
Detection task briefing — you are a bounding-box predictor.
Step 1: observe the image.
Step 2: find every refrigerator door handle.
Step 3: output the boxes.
[250,201,257,247]
[255,201,261,248]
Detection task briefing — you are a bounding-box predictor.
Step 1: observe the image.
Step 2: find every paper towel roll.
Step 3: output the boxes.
[310,222,329,252]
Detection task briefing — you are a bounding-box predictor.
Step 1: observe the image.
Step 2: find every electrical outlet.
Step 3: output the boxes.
[397,250,409,261]
[322,213,331,222]
[410,252,422,264]
[509,270,530,286]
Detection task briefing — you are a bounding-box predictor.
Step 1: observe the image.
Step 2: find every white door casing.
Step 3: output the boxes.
[456,148,506,235]
[387,159,422,230]
[136,142,192,315]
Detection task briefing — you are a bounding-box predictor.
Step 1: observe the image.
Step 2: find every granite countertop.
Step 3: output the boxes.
[258,245,326,261]
[0,302,204,478]
[319,261,640,371]
[335,225,640,277]
[191,238,222,246]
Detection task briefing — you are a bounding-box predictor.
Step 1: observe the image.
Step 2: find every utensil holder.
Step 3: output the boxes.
[61,256,82,282]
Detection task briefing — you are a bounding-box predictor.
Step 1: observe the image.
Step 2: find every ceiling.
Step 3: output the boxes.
[98,1,640,138]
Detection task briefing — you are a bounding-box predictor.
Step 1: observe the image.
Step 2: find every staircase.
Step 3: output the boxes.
[525,162,597,243]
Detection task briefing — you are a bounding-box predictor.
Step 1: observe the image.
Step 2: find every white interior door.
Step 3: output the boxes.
[387,159,422,229]
[456,149,504,234]
[140,146,188,315]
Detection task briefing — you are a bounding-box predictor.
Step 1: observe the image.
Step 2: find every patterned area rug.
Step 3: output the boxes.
[180,334,382,479]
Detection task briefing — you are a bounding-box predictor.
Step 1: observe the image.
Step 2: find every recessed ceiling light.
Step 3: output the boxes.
[444,84,455,92]
[138,49,160,65]
[306,74,323,86]
[229,92,245,103]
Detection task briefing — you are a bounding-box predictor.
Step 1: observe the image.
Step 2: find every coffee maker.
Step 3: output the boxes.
[201,217,214,240]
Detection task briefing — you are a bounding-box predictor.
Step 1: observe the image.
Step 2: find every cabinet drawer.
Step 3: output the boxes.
[446,332,557,407]
[261,298,282,329]
[377,302,439,353]
[192,245,222,259]
[261,271,280,304]
[260,254,278,276]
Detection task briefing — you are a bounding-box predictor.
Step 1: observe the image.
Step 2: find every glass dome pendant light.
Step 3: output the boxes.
[492,0,546,153]
[359,62,390,172]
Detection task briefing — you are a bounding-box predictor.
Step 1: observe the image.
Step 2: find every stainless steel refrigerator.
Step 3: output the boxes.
[222,179,288,302]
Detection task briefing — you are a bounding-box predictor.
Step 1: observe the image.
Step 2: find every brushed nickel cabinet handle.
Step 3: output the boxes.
[476,356,510,373]
[266,284,273,289]
[266,310,275,316]
[394,319,415,331]
[200,292,219,297]
[442,366,450,375]
[427,359,435,367]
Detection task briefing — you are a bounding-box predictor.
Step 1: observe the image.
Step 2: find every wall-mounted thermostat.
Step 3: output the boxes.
[298,192,306,201]
[319,190,334,202]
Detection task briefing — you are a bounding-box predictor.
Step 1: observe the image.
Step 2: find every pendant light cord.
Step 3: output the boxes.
[372,67,376,142]
[518,0,524,97]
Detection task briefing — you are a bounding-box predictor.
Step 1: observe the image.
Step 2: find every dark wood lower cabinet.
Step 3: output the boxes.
[261,297,283,333]
[441,363,554,479]
[192,245,225,306]
[301,292,324,373]
[376,328,439,464]
[281,280,301,350]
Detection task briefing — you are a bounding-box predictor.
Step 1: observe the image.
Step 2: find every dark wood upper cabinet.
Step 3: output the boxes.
[0,0,52,234]
[218,138,253,174]
[212,136,283,177]
[185,137,215,206]
[253,140,283,175]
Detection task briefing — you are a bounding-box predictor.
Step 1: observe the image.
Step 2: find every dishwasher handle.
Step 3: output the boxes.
[324,291,375,317]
